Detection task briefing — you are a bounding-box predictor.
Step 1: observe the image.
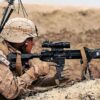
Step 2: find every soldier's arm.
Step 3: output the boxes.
[0,51,49,99]
[0,63,37,99]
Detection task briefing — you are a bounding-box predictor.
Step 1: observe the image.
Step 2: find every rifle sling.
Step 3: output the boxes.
[80,47,88,79]
[5,41,23,76]
[16,53,23,76]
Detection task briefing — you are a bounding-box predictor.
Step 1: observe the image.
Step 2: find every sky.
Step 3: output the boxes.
[0,0,100,7]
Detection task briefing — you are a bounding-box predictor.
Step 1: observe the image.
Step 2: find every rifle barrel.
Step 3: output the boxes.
[65,50,82,59]
[7,50,82,62]
[7,53,40,62]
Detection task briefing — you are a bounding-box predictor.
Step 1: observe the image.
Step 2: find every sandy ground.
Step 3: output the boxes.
[1,4,100,100]
[25,79,100,100]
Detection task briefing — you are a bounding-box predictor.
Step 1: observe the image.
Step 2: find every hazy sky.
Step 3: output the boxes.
[0,0,100,7]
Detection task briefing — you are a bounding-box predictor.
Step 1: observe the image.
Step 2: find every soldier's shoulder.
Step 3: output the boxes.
[0,50,10,66]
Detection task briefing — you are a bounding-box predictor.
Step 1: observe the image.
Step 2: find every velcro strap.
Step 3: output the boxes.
[0,55,10,66]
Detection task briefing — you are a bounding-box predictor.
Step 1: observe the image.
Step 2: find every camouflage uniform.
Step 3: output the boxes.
[0,18,49,99]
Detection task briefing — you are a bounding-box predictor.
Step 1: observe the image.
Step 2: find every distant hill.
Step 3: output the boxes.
[0,4,100,36]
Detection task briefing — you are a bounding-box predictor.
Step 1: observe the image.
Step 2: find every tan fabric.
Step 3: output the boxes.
[0,64,37,99]
[2,18,37,43]
[0,64,19,99]
[29,59,50,76]
[0,42,39,99]
[0,42,9,56]
[26,67,38,80]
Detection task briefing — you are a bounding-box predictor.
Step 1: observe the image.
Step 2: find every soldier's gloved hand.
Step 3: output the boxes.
[28,59,50,76]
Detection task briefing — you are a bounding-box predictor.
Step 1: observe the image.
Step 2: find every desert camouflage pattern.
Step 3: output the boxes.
[0,42,39,99]
[1,18,38,43]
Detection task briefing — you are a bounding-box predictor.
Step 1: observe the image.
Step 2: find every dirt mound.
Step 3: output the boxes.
[29,8,100,35]
[25,79,100,100]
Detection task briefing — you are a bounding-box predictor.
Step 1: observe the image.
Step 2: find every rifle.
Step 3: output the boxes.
[7,41,100,82]
[7,40,82,81]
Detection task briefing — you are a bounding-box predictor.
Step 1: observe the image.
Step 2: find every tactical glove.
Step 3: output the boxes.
[28,59,50,77]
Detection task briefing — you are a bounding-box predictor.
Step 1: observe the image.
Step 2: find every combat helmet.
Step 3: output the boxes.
[1,17,38,43]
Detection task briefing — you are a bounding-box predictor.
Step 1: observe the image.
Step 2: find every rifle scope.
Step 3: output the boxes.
[42,40,70,48]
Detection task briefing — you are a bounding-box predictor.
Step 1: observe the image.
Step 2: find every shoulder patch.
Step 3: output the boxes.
[0,55,10,66]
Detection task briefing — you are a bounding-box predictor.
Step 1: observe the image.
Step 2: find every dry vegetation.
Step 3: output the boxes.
[1,4,100,100]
